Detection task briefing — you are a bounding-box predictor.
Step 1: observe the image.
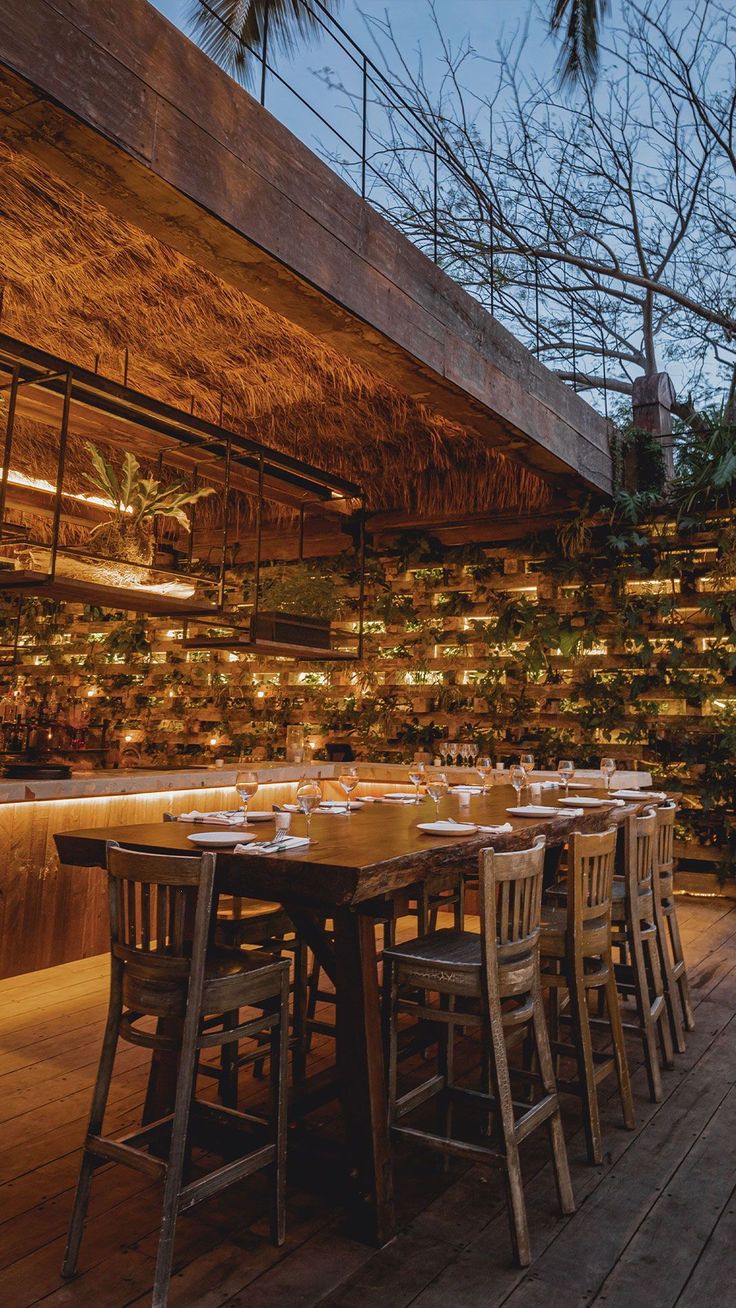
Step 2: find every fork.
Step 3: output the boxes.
[255,828,290,854]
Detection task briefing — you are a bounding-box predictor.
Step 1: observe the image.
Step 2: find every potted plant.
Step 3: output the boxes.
[252,562,344,649]
[83,443,215,565]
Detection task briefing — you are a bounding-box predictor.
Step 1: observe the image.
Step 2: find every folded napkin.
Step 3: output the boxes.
[234,835,310,856]
[476,822,513,835]
[177,810,245,825]
[451,785,483,794]
[612,789,667,801]
[562,796,626,808]
[380,795,418,804]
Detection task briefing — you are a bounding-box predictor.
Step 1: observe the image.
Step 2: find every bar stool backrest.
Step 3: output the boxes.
[655,804,676,896]
[567,826,618,954]
[623,811,658,905]
[105,842,217,1009]
[477,836,546,1005]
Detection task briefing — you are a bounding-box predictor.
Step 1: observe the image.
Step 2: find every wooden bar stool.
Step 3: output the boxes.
[62,842,290,1308]
[163,814,307,1087]
[384,837,575,1268]
[653,802,694,1048]
[540,826,635,1166]
[610,811,674,1102]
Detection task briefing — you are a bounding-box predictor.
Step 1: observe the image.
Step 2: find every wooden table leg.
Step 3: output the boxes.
[142,1021,181,1124]
[333,907,396,1246]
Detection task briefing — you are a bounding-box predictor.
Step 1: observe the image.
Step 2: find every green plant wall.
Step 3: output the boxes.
[3,508,736,878]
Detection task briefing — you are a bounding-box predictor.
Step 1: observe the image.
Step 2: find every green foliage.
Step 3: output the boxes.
[84,443,215,533]
[256,562,343,619]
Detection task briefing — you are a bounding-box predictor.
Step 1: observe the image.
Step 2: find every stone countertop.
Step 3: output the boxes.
[0,762,652,805]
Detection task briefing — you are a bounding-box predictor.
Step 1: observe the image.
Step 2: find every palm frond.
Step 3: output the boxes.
[550,0,608,85]
[187,0,341,88]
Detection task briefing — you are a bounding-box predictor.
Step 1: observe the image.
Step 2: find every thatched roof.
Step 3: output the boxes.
[0,143,551,520]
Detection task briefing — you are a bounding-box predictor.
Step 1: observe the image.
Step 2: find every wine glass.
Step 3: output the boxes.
[338,767,359,816]
[510,764,526,806]
[426,772,449,818]
[235,769,258,821]
[476,755,494,793]
[408,761,426,805]
[296,778,322,842]
[520,752,535,780]
[600,757,617,791]
[557,759,575,794]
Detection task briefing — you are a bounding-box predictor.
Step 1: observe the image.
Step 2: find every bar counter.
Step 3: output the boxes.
[0,762,651,980]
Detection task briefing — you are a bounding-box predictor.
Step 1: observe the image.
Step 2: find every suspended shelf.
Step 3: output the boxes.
[0,334,362,619]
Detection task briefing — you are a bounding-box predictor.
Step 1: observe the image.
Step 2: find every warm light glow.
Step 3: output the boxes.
[209,736,219,747]
[256,690,265,699]
[0,465,135,513]
[124,733,133,743]
[86,687,97,697]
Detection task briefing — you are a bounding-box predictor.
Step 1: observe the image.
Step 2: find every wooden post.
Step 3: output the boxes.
[632,373,675,481]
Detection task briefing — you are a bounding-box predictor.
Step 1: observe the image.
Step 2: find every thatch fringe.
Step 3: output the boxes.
[0,144,551,519]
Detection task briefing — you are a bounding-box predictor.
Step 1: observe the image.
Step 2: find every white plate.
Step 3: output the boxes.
[387,792,421,801]
[507,805,564,817]
[417,821,478,836]
[187,830,258,847]
[242,811,274,822]
[567,782,593,789]
[558,795,611,807]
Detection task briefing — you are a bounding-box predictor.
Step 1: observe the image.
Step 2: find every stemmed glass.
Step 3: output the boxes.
[338,767,359,816]
[408,761,426,805]
[600,757,617,791]
[426,772,449,818]
[476,755,494,793]
[296,778,322,842]
[557,759,575,795]
[520,753,535,782]
[510,764,526,806]
[235,770,258,822]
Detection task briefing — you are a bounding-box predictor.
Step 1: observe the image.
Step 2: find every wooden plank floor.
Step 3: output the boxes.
[1,897,736,1307]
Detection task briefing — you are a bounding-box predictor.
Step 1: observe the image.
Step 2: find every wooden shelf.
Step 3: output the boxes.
[181,634,357,661]
[0,571,218,617]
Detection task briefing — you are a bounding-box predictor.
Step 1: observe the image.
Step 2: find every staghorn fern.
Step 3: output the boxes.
[83,442,215,536]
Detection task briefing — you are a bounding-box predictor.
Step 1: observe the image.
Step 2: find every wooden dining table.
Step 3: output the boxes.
[54,783,664,1246]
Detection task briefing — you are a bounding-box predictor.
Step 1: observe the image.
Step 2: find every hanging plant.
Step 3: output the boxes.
[83,443,215,565]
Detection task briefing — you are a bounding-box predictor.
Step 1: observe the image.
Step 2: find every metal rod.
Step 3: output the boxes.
[260,0,270,106]
[187,467,199,568]
[601,326,609,421]
[432,140,438,263]
[0,369,66,395]
[298,504,306,562]
[0,364,20,537]
[357,499,367,661]
[535,259,541,357]
[218,437,232,611]
[361,56,368,200]
[489,207,495,317]
[252,455,264,632]
[49,369,73,581]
